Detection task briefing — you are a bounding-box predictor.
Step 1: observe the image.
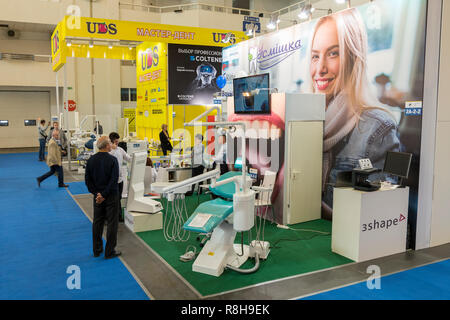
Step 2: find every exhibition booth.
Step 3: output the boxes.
[51,0,432,296]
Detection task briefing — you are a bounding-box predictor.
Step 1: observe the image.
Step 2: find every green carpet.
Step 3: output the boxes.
[137,194,353,296]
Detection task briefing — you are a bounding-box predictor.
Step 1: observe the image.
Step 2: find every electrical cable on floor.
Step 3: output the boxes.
[271,232,331,249]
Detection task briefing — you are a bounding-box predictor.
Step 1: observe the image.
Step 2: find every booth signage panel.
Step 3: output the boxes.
[168,44,223,105]
[52,16,247,72]
[64,16,247,47]
[51,21,66,71]
[136,42,168,139]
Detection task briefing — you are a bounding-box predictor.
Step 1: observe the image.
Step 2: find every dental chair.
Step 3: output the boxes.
[162,162,259,277]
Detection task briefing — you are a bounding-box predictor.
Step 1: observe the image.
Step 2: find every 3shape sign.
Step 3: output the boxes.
[399,214,406,222]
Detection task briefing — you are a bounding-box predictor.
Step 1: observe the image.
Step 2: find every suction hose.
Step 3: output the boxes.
[225,253,260,274]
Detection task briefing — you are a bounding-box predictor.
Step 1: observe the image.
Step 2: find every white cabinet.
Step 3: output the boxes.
[332,187,409,262]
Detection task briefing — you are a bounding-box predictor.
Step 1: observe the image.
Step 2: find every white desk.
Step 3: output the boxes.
[332,187,409,262]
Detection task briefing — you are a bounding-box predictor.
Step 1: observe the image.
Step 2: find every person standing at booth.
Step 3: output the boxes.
[159,124,173,156]
[308,9,400,218]
[85,136,121,259]
[187,134,205,196]
[213,134,229,175]
[94,121,103,135]
[109,132,132,222]
[37,118,49,161]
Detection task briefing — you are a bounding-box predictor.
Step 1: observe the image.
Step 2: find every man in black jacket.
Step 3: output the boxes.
[85,136,121,259]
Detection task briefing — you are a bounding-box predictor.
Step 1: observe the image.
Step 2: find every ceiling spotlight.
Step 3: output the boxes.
[267,17,279,31]
[89,40,94,48]
[66,40,72,47]
[108,42,113,49]
[298,11,308,20]
[246,24,254,36]
[298,4,314,20]
[267,21,276,30]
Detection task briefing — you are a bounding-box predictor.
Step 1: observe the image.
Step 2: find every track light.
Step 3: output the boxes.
[246,24,254,36]
[267,21,276,30]
[89,40,94,48]
[298,4,316,20]
[66,40,72,47]
[266,16,280,31]
[108,42,113,49]
[298,4,314,20]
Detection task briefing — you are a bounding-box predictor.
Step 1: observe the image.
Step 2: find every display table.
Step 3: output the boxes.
[332,187,409,262]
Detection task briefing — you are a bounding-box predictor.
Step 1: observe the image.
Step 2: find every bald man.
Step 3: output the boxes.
[85,136,121,259]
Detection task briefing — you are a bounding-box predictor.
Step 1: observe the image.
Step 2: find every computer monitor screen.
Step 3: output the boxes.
[233,73,270,114]
[383,151,412,178]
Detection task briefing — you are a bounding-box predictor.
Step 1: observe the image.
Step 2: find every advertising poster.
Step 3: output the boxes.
[136,42,168,140]
[223,0,427,248]
[168,44,223,105]
[123,108,136,132]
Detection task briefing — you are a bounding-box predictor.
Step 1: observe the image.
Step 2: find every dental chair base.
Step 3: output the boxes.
[193,222,250,277]
[249,240,270,260]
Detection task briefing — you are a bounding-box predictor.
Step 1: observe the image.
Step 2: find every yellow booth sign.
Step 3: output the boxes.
[52,16,247,71]
[136,42,168,141]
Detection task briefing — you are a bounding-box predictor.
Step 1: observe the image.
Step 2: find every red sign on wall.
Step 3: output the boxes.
[64,100,77,112]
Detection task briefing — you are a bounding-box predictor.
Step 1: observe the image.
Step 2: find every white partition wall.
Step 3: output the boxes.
[429,0,450,247]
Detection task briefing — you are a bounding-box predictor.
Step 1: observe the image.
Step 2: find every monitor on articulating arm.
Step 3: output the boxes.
[126,152,162,214]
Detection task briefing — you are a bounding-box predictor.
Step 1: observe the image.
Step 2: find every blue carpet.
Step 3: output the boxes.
[67,181,90,195]
[0,153,149,300]
[303,259,450,300]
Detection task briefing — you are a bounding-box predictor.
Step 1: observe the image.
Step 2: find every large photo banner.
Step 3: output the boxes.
[168,44,223,105]
[223,0,427,248]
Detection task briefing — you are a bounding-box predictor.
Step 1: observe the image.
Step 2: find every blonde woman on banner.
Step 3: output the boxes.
[308,8,400,218]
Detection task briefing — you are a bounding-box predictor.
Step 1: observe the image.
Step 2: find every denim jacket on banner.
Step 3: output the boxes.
[323,108,400,208]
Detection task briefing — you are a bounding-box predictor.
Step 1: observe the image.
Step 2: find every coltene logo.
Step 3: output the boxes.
[86,22,117,35]
[362,214,406,232]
